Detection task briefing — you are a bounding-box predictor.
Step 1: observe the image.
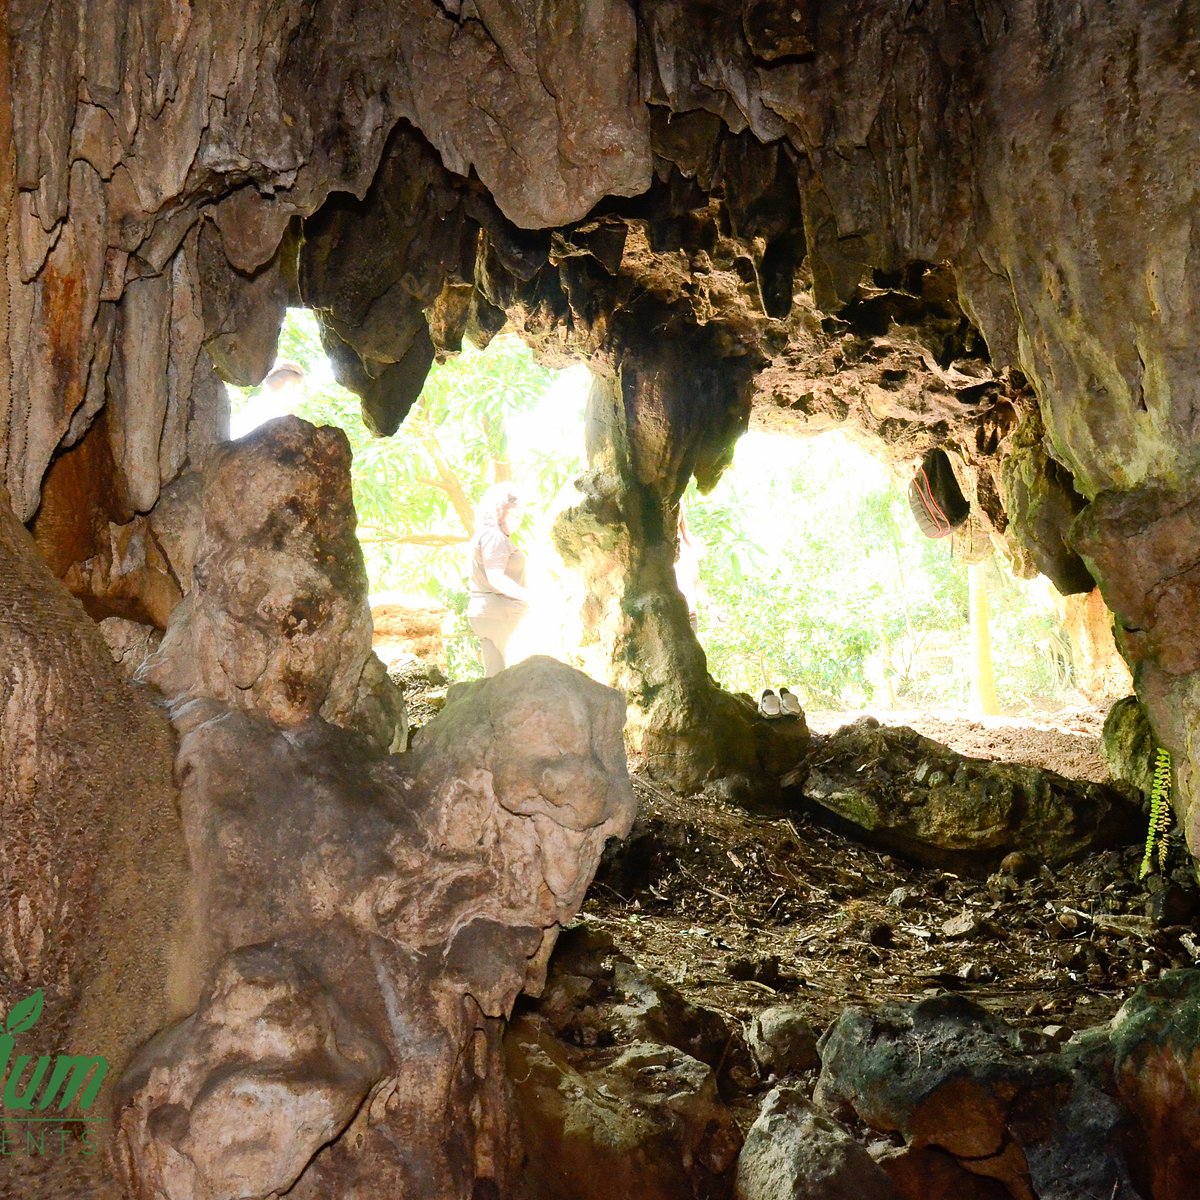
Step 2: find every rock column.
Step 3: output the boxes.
[554,333,807,793]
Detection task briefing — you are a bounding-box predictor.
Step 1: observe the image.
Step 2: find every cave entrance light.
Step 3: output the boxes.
[230,308,593,683]
[684,427,1104,725]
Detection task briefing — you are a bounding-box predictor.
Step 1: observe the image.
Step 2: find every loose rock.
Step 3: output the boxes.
[734,1086,897,1200]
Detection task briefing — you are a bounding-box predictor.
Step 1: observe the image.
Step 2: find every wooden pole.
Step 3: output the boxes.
[968,560,1000,716]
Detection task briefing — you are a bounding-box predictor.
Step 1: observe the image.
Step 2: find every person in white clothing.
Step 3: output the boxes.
[674,508,704,632]
[466,484,530,676]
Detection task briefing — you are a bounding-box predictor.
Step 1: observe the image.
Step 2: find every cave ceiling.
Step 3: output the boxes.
[9,0,1193,525]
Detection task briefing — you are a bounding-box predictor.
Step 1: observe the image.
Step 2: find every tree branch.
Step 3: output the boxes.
[357,531,470,547]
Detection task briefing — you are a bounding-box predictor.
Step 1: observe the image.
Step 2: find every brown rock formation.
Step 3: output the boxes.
[114,657,635,1198]
[107,419,636,1198]
[141,416,406,753]
[0,493,188,1199]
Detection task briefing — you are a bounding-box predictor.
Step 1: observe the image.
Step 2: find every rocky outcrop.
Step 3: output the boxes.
[1104,697,1158,801]
[815,994,1143,1200]
[110,418,637,1198]
[0,493,188,1199]
[796,719,1143,873]
[115,655,636,1199]
[141,416,406,754]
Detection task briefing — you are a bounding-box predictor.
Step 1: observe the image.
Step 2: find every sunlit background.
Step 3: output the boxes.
[233,310,1081,712]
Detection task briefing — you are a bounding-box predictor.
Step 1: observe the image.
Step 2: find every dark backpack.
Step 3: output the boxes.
[908,449,969,539]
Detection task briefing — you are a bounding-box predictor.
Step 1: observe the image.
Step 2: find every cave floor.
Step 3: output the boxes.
[584,716,1198,1039]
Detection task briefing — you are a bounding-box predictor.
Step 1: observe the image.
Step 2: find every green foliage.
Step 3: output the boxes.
[688,432,1077,711]
[231,310,581,678]
[4,989,43,1035]
[1139,747,1173,881]
[235,319,1087,707]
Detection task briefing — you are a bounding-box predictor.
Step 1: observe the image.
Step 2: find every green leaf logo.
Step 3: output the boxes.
[5,990,43,1035]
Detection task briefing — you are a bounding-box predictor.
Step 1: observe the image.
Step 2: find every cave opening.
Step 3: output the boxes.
[685,425,1126,723]
[228,307,595,688]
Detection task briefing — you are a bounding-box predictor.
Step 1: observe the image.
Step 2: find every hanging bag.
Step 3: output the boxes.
[908,448,969,539]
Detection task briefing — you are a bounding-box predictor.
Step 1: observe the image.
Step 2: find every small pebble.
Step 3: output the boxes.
[1000,851,1038,879]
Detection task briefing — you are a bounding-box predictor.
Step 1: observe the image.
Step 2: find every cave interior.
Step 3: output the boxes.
[4,2,1200,1197]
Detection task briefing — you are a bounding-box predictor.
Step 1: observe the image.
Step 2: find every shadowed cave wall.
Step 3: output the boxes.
[3,1,1200,1196]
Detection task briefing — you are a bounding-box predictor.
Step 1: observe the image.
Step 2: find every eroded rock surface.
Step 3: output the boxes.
[112,417,637,1199]
[142,416,406,754]
[0,494,187,1199]
[117,656,635,1200]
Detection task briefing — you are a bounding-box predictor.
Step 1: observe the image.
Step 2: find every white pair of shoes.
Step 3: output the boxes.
[759,687,802,718]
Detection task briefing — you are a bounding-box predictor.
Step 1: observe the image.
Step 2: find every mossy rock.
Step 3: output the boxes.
[1103,695,1156,799]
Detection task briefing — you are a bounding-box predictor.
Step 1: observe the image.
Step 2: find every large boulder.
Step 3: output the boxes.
[507,1022,741,1200]
[734,1086,897,1200]
[816,995,1142,1200]
[799,719,1143,873]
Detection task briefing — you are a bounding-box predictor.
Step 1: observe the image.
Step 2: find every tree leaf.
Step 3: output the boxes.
[5,989,43,1035]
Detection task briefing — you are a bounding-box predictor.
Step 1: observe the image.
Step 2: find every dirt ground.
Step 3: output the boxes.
[585,710,1200,1042]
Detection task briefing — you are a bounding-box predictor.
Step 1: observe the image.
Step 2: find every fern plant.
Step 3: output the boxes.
[1139,747,1173,880]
